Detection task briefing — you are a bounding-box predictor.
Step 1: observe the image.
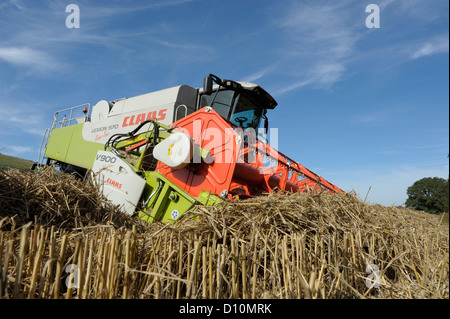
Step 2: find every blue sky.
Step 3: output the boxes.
[0,0,448,206]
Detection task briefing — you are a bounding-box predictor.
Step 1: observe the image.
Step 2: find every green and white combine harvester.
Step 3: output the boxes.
[37,74,344,223]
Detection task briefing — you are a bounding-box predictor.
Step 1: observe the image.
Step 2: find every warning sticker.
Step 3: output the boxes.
[171,210,179,219]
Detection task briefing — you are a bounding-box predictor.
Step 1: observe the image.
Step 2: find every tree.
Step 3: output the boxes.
[405,177,449,214]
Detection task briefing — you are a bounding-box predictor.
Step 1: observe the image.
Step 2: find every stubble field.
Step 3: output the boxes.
[0,169,448,299]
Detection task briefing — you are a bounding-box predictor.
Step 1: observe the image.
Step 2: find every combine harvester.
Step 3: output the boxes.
[37,74,344,223]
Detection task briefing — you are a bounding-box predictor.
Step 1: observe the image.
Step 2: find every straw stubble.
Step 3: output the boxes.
[0,169,448,299]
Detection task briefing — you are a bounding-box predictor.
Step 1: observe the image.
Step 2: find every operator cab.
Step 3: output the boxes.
[199,74,277,133]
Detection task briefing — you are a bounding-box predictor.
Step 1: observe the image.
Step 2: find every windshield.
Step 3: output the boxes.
[230,93,264,131]
[200,89,236,119]
[200,89,264,131]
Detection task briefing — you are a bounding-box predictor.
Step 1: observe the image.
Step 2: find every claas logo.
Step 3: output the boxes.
[122,109,167,127]
[106,178,122,189]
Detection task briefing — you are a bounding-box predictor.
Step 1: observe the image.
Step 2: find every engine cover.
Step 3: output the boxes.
[153,131,193,169]
[91,150,146,215]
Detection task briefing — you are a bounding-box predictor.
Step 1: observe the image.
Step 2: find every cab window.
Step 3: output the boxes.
[230,93,263,131]
[199,89,264,131]
[199,89,236,119]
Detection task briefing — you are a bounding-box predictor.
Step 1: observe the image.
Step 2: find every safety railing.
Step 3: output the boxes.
[51,103,91,129]
[36,103,91,169]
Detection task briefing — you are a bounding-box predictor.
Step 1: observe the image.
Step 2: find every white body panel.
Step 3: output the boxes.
[153,132,193,169]
[91,100,110,122]
[81,85,197,144]
[91,151,146,215]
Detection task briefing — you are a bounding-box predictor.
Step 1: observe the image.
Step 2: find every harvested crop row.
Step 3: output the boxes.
[0,169,448,299]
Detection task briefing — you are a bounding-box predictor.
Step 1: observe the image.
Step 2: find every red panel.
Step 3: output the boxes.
[155,107,345,198]
[156,108,238,198]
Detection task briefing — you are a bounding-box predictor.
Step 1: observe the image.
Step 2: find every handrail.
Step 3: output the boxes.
[37,128,50,168]
[51,103,91,129]
[175,104,188,121]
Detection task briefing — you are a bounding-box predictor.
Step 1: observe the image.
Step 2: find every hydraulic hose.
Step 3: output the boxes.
[105,120,159,157]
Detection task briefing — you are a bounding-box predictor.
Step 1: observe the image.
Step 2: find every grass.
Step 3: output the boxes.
[0,154,35,171]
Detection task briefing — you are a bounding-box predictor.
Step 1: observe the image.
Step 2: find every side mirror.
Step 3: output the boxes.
[264,117,269,135]
[203,75,213,95]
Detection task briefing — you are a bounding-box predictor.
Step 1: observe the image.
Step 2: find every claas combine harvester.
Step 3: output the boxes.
[37,74,344,223]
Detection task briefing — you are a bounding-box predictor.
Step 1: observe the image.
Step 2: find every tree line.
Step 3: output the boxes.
[405,176,449,214]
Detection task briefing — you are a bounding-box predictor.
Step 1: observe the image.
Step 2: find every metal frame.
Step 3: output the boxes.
[51,103,91,129]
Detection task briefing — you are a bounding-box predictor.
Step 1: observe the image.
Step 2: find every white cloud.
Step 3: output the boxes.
[0,46,62,72]
[271,1,359,94]
[410,35,449,59]
[266,0,449,95]
[150,37,211,51]
[0,1,208,75]
[5,146,32,157]
[272,79,313,96]
[313,63,347,86]
[0,0,22,10]
[0,100,48,136]
[72,0,198,19]
[243,65,278,83]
